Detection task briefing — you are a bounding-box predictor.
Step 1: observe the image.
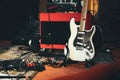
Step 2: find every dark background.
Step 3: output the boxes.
[0,0,120,44]
[98,0,120,43]
[0,0,39,40]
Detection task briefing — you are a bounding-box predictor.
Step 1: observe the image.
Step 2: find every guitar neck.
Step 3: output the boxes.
[79,0,89,31]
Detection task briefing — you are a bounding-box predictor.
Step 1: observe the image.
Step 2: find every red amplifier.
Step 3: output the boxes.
[39,12,92,49]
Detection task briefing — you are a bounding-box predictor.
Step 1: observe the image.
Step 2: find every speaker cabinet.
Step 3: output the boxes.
[39,13,92,49]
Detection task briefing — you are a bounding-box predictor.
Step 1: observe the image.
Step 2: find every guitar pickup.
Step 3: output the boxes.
[77,37,84,40]
[76,42,84,46]
[78,31,85,34]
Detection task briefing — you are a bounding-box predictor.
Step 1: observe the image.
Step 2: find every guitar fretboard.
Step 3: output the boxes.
[79,0,89,31]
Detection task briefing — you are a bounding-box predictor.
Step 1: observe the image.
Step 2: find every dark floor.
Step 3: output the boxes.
[0,40,120,80]
[33,42,120,80]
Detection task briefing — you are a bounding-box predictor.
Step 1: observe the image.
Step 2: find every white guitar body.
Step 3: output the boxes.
[64,18,96,61]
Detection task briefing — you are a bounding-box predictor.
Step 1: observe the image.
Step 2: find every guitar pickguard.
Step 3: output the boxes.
[73,27,95,54]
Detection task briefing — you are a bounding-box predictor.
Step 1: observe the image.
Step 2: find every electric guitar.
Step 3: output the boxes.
[64,0,101,61]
